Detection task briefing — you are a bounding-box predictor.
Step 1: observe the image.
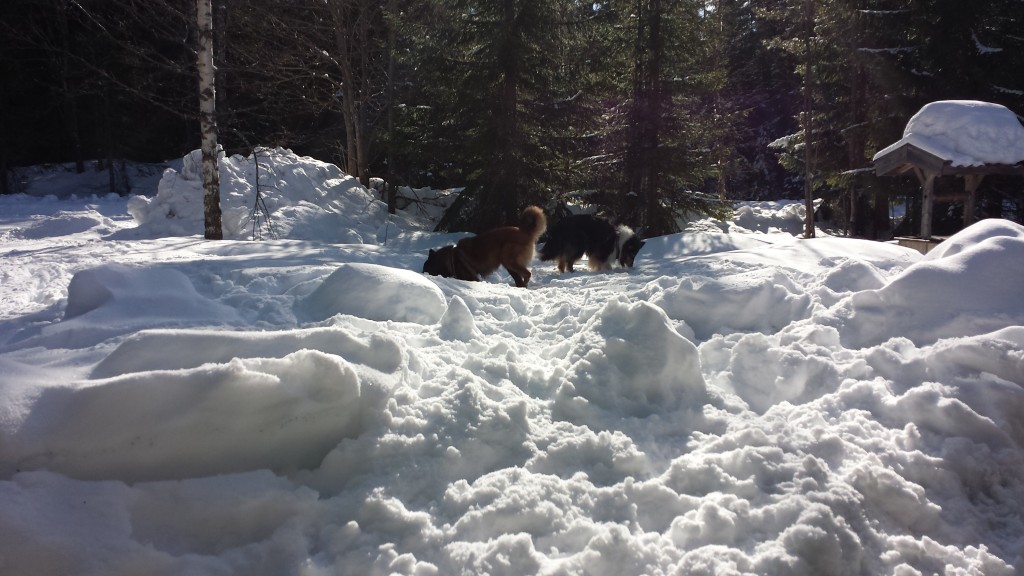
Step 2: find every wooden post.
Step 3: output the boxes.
[920,172,936,239]
[848,185,857,237]
[963,174,984,228]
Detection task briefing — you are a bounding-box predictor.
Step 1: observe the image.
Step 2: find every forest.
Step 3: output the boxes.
[2,0,1023,236]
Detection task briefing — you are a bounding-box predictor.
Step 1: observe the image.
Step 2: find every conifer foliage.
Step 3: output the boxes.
[427,0,584,232]
[2,0,1023,235]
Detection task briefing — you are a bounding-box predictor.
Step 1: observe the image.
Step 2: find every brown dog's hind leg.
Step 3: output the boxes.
[504,263,531,287]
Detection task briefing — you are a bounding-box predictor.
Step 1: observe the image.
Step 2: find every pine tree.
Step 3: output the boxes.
[587,0,728,236]
[427,0,588,232]
[759,0,825,237]
[716,0,803,201]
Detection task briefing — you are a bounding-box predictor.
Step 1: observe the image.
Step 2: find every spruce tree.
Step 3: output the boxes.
[587,0,728,236]
[429,0,586,232]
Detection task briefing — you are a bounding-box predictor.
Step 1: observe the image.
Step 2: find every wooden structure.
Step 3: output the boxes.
[891,235,947,255]
[873,141,1024,239]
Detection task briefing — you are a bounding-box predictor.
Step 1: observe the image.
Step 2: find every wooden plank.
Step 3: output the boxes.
[963,174,984,227]
[904,146,949,173]
[873,143,950,176]
[873,145,912,176]
[896,236,944,255]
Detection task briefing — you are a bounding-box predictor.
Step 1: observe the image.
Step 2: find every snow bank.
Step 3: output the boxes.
[128,148,427,243]
[91,326,403,379]
[295,262,447,325]
[680,200,819,236]
[8,264,243,349]
[838,219,1024,347]
[3,350,372,482]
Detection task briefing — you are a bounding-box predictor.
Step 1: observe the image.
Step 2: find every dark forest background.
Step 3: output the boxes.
[2,0,1023,236]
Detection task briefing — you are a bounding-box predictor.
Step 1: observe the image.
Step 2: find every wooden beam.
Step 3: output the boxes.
[942,164,1024,177]
[963,174,984,227]
[921,171,936,239]
[873,144,948,176]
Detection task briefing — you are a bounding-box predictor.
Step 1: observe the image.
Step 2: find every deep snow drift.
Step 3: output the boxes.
[1,149,1023,576]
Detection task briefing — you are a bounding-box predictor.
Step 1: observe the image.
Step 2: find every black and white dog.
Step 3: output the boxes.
[538,214,645,273]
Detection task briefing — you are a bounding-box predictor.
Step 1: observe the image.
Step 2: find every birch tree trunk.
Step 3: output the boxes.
[197,0,223,240]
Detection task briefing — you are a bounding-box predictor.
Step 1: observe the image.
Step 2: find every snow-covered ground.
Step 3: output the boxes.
[2,148,1023,576]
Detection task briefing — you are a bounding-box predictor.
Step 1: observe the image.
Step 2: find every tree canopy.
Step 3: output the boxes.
[2,0,1022,234]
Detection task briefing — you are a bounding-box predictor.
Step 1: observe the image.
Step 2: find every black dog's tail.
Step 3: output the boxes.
[519,206,547,242]
[538,233,560,261]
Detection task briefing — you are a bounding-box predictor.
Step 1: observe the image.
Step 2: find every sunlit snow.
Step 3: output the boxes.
[1,148,1022,576]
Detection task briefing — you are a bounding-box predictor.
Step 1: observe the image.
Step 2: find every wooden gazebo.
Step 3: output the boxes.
[873,141,1024,239]
[872,101,1024,246]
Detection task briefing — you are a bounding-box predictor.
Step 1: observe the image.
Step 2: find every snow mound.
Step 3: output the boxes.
[3,349,369,482]
[439,295,481,341]
[841,219,1024,347]
[640,231,773,260]
[874,100,1024,167]
[295,262,446,325]
[128,148,424,242]
[556,300,707,420]
[65,264,220,320]
[15,210,114,239]
[923,217,1024,260]
[647,268,813,340]
[680,200,817,236]
[8,264,243,349]
[91,326,404,379]
[732,201,807,235]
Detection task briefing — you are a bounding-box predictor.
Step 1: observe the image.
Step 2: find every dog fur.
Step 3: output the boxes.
[423,206,547,287]
[538,214,645,273]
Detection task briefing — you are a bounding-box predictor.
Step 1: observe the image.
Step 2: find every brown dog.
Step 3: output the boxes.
[423,206,547,287]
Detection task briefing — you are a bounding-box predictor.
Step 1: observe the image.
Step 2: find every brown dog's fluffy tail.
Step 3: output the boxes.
[519,206,547,241]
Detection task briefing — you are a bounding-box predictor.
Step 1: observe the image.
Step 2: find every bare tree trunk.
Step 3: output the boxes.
[57,0,85,174]
[645,0,663,229]
[385,0,397,214]
[1,146,8,196]
[330,0,365,182]
[197,0,223,240]
[714,0,727,203]
[356,7,371,187]
[213,0,229,125]
[626,0,664,231]
[802,0,815,238]
[496,0,521,225]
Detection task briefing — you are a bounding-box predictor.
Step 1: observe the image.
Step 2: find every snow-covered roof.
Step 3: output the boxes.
[872,100,1024,167]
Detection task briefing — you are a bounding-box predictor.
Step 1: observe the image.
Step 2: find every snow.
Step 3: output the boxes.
[2,148,1023,575]
[872,100,1024,167]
